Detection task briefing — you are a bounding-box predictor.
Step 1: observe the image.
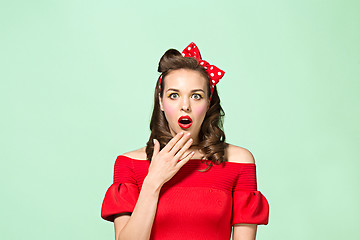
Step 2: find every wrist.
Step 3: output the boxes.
[143,175,163,194]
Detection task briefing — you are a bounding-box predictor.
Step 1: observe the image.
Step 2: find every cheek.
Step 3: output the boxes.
[163,102,177,118]
[194,105,208,118]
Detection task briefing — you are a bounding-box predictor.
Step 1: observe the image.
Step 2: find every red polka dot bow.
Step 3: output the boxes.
[158,42,225,100]
[182,42,225,100]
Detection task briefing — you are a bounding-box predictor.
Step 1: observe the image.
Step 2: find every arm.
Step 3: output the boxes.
[230,146,263,239]
[232,224,257,240]
[114,132,194,240]
[114,176,162,240]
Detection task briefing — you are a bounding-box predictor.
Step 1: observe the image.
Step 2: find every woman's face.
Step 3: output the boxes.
[159,69,210,144]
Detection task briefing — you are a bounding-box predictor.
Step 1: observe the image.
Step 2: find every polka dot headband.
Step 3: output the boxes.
[158,42,225,100]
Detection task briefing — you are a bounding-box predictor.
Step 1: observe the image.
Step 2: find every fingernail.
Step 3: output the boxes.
[153,139,156,144]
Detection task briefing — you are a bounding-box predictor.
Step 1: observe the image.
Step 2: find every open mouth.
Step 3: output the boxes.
[178,115,193,129]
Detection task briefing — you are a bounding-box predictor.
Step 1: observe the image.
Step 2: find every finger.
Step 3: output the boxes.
[173,137,193,161]
[153,139,160,157]
[169,133,191,156]
[176,151,195,169]
[162,131,184,152]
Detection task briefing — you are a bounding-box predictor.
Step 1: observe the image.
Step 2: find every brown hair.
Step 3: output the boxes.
[145,48,227,171]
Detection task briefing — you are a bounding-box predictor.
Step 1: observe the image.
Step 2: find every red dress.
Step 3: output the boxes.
[101,155,269,239]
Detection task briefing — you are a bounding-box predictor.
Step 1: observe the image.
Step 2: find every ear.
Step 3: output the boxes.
[159,93,164,111]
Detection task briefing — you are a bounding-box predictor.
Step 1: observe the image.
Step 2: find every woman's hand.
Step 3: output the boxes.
[147,132,194,187]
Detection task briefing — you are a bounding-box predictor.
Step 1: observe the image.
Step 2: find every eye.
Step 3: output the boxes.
[192,93,203,100]
[169,93,179,99]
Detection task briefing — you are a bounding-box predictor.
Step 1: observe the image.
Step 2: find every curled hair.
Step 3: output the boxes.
[146,48,227,171]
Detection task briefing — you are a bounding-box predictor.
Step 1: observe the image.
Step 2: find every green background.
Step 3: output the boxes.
[1,0,359,239]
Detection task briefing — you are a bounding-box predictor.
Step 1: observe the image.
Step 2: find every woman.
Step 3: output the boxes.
[101,42,269,240]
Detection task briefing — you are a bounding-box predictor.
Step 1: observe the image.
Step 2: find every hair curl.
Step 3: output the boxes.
[146,48,227,171]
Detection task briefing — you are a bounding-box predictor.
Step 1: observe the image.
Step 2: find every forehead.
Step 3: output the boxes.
[164,69,207,91]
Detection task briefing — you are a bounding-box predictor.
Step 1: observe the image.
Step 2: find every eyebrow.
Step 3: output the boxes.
[166,88,205,93]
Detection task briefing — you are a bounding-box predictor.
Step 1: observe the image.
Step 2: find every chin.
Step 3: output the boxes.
[171,127,190,135]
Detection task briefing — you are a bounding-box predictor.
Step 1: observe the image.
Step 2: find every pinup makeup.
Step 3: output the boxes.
[178,115,193,129]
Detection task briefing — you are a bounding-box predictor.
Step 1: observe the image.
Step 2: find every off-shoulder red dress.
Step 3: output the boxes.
[101,155,269,239]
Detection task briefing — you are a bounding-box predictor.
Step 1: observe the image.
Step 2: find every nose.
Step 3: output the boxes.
[181,97,191,112]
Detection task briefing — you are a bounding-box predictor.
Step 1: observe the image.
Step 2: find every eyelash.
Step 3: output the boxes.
[168,93,203,100]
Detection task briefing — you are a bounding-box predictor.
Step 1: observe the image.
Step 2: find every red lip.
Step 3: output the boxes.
[178,115,193,129]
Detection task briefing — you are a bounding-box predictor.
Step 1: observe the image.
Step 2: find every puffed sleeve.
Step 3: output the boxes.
[231,164,269,225]
[101,155,140,222]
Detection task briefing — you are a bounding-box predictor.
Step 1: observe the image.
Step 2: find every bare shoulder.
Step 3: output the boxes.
[225,143,255,164]
[122,146,147,160]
